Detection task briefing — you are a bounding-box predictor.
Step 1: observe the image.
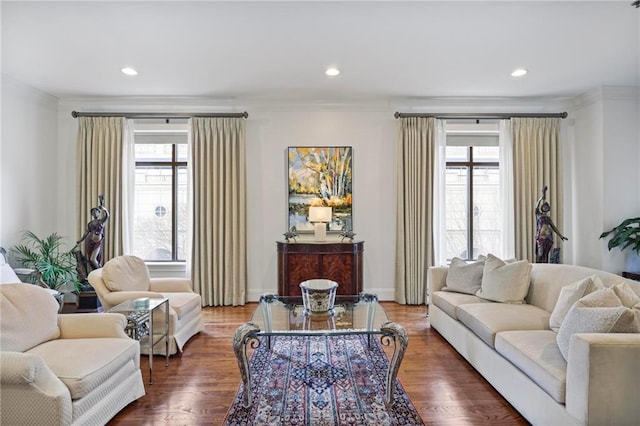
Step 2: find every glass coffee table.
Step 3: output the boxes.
[232,293,408,407]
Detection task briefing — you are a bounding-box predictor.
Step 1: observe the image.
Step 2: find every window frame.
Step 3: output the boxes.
[446,147,499,262]
[134,141,187,263]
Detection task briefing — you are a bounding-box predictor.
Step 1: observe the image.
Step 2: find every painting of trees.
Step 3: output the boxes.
[288,147,353,232]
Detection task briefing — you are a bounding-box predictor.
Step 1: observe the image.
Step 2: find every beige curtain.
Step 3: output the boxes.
[395,117,435,304]
[76,117,125,263]
[512,117,563,262]
[190,117,247,306]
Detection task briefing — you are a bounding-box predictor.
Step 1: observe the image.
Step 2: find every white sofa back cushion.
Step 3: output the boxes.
[442,256,485,295]
[102,255,150,292]
[549,275,604,332]
[476,254,531,303]
[0,284,60,351]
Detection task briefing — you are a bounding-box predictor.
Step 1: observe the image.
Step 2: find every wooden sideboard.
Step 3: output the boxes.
[277,241,364,296]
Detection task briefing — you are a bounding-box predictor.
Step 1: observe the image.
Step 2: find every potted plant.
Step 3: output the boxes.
[600,217,640,273]
[12,231,80,293]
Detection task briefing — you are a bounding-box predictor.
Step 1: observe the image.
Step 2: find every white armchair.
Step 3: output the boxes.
[88,255,203,355]
[0,283,145,425]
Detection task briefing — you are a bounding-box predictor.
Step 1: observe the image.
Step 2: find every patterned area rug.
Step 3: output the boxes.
[224,334,424,425]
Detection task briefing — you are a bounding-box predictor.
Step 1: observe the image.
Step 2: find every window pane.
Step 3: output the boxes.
[177,166,188,260]
[473,146,499,162]
[445,166,468,260]
[446,146,468,162]
[177,144,188,162]
[135,144,172,162]
[133,166,173,260]
[472,166,501,258]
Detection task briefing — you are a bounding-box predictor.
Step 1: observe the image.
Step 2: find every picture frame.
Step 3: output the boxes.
[287,146,353,233]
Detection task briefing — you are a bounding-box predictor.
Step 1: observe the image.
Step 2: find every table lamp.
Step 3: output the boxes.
[308,206,332,241]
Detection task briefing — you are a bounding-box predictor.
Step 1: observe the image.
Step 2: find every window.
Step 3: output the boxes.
[445,124,500,261]
[132,122,188,261]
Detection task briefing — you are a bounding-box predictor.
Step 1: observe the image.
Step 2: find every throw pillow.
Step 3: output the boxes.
[476,254,532,303]
[442,256,486,295]
[613,281,640,324]
[549,275,604,332]
[612,282,640,308]
[102,255,151,292]
[556,288,640,360]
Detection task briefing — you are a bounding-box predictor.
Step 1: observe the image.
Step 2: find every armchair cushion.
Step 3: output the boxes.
[102,255,150,292]
[27,338,140,399]
[0,284,60,351]
[163,291,202,319]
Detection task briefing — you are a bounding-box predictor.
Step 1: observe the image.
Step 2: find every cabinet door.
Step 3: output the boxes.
[322,253,354,295]
[287,254,320,296]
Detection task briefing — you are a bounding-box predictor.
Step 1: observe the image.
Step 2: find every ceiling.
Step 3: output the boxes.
[2,1,639,101]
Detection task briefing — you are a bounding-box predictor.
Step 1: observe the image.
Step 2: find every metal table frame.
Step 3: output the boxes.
[109,298,170,384]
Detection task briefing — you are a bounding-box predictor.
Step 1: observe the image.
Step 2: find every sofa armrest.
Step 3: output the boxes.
[566,333,640,425]
[0,351,72,424]
[101,290,164,309]
[149,278,193,293]
[58,313,130,339]
[427,266,449,297]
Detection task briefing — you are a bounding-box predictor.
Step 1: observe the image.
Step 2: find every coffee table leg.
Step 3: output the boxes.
[232,322,260,407]
[380,321,408,405]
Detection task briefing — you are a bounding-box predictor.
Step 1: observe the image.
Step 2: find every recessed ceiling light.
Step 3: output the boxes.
[511,68,528,77]
[121,67,138,76]
[325,68,340,77]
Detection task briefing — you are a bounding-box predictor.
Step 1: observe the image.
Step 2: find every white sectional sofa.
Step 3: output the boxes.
[428,262,640,426]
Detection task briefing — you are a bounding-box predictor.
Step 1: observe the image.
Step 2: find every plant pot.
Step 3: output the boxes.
[75,290,100,312]
[625,252,640,273]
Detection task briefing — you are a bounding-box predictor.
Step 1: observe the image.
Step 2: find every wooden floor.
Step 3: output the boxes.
[109,303,530,425]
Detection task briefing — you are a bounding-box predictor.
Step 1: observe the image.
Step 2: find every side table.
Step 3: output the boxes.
[622,271,640,281]
[109,298,170,384]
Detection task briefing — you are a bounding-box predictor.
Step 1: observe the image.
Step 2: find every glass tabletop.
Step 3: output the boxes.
[108,297,168,313]
[249,293,389,336]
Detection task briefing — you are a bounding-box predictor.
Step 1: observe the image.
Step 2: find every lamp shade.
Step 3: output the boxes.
[309,206,332,223]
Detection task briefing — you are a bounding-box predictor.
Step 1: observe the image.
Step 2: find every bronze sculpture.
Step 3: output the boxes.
[75,195,109,285]
[535,186,567,263]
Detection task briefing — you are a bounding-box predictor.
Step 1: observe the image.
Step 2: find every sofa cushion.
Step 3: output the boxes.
[442,256,485,295]
[102,256,150,292]
[495,330,567,403]
[476,254,532,303]
[549,275,604,332]
[27,337,140,399]
[456,303,550,348]
[0,284,61,352]
[431,291,492,319]
[163,292,202,319]
[556,288,640,360]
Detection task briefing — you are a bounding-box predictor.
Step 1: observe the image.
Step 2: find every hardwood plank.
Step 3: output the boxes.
[109,303,529,425]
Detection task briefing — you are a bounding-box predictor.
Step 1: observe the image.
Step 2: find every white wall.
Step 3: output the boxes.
[245,107,396,300]
[0,88,628,301]
[568,87,640,271]
[0,75,60,250]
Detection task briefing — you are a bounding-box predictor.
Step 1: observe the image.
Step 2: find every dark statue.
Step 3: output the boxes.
[283,226,298,242]
[535,186,567,263]
[340,227,356,242]
[75,195,109,285]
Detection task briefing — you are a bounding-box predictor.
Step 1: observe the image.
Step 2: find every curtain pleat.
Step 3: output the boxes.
[76,117,125,262]
[190,117,246,306]
[512,117,562,262]
[395,117,435,304]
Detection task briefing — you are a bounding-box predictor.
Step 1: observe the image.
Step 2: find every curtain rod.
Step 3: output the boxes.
[394,112,568,119]
[71,111,249,119]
